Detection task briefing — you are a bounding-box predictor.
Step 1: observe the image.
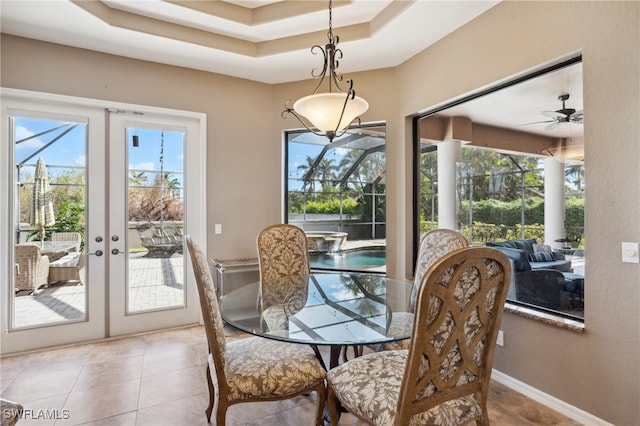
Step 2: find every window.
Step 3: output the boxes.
[414,58,585,320]
[285,124,387,273]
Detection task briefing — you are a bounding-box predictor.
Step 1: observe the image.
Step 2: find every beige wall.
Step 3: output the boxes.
[1,1,639,424]
[393,2,639,424]
[1,34,279,261]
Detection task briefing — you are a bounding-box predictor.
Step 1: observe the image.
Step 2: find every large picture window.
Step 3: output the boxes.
[285,124,386,273]
[415,58,585,320]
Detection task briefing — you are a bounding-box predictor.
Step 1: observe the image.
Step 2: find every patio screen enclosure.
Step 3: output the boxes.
[285,124,386,271]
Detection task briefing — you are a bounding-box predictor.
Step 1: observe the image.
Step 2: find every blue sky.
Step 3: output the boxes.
[14,117,184,187]
[287,132,354,191]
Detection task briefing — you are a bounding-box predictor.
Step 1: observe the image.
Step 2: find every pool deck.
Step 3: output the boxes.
[342,239,386,251]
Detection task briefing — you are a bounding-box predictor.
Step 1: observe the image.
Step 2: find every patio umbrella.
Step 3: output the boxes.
[29,157,55,245]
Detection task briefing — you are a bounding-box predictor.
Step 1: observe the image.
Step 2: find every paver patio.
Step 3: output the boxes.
[13,252,184,328]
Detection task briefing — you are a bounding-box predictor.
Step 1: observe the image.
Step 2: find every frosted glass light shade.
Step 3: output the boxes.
[293,93,369,134]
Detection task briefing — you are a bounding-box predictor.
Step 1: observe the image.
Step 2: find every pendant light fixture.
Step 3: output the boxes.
[282,0,368,142]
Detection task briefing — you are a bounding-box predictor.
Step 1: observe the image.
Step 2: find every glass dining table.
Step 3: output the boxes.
[219,272,415,369]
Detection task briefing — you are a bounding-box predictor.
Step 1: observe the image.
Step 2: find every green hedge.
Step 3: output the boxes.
[293,198,360,215]
[462,196,583,230]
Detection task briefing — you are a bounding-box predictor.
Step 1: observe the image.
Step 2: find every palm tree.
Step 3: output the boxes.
[129,171,148,187]
[565,164,584,191]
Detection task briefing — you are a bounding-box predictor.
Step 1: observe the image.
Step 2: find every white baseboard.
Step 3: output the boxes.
[491,369,613,426]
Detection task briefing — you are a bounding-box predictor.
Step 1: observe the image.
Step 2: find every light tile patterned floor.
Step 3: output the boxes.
[0,325,583,426]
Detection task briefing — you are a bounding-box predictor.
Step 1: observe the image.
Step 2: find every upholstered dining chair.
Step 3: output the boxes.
[185,235,326,426]
[327,246,511,426]
[256,224,310,311]
[382,228,468,351]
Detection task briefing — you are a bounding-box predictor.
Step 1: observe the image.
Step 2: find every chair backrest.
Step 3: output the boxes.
[257,224,311,310]
[52,232,82,247]
[185,236,228,379]
[411,229,468,309]
[396,246,510,424]
[14,244,48,290]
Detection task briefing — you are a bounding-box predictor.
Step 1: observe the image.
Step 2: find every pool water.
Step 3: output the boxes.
[309,249,386,270]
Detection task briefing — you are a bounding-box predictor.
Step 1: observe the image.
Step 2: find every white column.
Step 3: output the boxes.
[437,140,461,230]
[544,157,565,246]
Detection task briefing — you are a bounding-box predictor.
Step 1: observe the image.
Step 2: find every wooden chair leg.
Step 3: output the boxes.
[205,363,215,420]
[326,384,341,426]
[314,382,327,426]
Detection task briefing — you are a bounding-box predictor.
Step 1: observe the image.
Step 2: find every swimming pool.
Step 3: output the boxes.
[309,249,386,271]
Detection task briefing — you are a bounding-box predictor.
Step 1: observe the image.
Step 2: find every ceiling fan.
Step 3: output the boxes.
[524,94,584,131]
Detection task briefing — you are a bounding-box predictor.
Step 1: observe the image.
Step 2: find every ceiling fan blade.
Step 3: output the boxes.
[544,121,560,131]
[541,110,567,119]
[570,110,584,123]
[519,120,554,126]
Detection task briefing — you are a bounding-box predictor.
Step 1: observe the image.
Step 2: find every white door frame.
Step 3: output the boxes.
[0,88,207,354]
[107,111,203,336]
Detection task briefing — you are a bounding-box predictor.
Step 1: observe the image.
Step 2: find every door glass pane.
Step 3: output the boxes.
[13,116,87,328]
[127,127,185,313]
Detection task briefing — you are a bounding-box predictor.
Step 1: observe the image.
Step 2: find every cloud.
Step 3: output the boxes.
[75,155,86,166]
[14,125,44,151]
[131,162,155,171]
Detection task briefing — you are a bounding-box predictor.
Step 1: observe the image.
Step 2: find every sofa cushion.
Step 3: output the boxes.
[530,259,572,272]
[490,247,531,272]
[487,239,537,253]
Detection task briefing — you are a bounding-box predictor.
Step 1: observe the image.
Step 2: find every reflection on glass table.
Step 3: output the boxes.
[219,272,414,369]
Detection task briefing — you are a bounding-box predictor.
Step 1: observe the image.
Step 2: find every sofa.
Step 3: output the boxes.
[485,239,583,311]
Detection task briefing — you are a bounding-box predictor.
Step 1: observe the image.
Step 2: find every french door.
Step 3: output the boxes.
[1,89,206,354]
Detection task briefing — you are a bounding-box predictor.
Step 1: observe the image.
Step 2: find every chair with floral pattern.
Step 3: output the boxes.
[185,236,326,426]
[256,224,310,311]
[327,246,511,426]
[382,229,468,351]
[256,224,315,338]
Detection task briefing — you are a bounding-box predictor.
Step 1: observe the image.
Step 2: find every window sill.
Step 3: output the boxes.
[504,302,585,333]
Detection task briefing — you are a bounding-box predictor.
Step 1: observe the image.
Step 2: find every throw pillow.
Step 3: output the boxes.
[529,252,555,262]
[533,243,552,253]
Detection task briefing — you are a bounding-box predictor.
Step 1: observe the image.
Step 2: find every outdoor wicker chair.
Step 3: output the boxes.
[51,232,82,251]
[14,244,50,292]
[48,249,85,284]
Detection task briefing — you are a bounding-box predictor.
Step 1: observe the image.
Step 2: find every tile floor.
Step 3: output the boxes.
[0,325,582,426]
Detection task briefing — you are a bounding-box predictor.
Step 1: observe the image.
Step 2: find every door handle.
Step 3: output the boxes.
[88,249,104,257]
[111,248,125,255]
